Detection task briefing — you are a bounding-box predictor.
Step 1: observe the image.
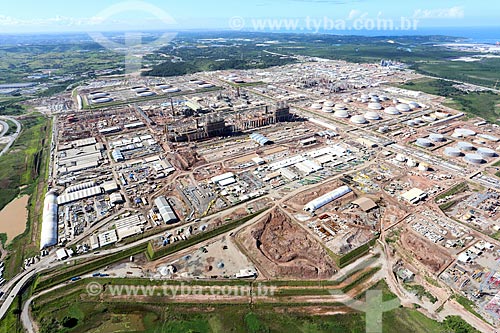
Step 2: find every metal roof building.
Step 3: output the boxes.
[57,186,103,205]
[249,133,271,146]
[154,196,179,224]
[40,191,58,249]
[304,186,352,212]
[401,188,427,204]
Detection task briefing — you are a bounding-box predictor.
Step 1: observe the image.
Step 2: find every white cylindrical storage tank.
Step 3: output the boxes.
[457,142,475,151]
[199,83,214,89]
[464,154,484,164]
[334,110,349,118]
[89,92,109,98]
[324,101,335,107]
[322,107,334,113]
[478,147,497,157]
[416,138,433,148]
[343,98,352,103]
[453,128,476,137]
[368,102,382,110]
[444,147,463,157]
[407,159,417,167]
[396,154,407,162]
[418,163,429,171]
[335,104,347,110]
[434,112,449,119]
[132,87,148,93]
[163,87,181,93]
[351,115,367,124]
[422,115,436,122]
[311,103,322,110]
[409,102,420,109]
[92,97,113,104]
[364,111,381,120]
[429,133,445,142]
[156,84,172,89]
[137,91,156,97]
[40,191,58,249]
[384,107,401,115]
[396,104,411,112]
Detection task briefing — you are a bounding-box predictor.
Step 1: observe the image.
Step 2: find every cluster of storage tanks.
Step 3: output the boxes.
[88,91,113,104]
[308,93,423,125]
[443,141,497,164]
[131,86,157,97]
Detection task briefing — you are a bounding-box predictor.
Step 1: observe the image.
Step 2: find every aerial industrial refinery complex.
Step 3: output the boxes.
[2,56,500,331]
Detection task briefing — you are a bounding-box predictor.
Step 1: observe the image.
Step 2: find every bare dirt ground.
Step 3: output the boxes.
[380,197,408,230]
[172,148,207,170]
[236,208,337,279]
[284,181,353,211]
[399,230,452,274]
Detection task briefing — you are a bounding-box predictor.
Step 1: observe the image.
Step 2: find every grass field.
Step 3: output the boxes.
[398,79,500,124]
[0,114,51,280]
[18,278,479,333]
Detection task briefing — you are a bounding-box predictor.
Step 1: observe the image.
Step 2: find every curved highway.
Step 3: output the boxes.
[0,116,21,157]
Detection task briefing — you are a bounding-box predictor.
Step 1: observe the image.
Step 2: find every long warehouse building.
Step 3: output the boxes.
[40,190,58,249]
[303,185,352,212]
[154,196,179,224]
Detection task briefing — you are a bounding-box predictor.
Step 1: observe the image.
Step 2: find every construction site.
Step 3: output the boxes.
[16,58,498,331]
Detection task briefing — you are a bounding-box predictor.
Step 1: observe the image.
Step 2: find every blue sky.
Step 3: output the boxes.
[0,0,498,33]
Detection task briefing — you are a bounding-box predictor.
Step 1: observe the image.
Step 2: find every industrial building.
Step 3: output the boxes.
[40,191,58,249]
[401,188,427,204]
[154,196,179,224]
[304,186,352,212]
[250,133,271,146]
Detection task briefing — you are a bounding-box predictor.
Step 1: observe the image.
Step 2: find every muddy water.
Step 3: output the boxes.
[0,195,29,243]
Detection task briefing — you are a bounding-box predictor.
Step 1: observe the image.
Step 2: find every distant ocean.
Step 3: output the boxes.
[322,26,500,44]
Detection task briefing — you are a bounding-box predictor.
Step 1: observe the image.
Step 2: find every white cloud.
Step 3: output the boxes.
[413,6,464,20]
[0,15,126,29]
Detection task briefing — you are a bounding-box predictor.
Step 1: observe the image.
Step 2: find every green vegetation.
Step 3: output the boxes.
[0,115,51,282]
[0,296,22,333]
[400,79,500,124]
[25,278,481,333]
[145,42,296,77]
[435,182,469,202]
[453,295,488,323]
[341,267,381,293]
[3,119,17,136]
[146,209,268,260]
[439,200,458,211]
[443,316,480,333]
[0,100,26,116]
[403,283,438,303]
[0,115,47,210]
[0,233,7,247]
[337,237,378,268]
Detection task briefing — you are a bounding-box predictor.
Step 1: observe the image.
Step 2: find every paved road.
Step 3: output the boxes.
[0,116,21,157]
[0,120,8,137]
